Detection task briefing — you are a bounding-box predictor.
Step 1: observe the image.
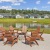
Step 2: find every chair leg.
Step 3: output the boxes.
[11,41,15,46]
[24,34,26,43]
[11,39,17,46]
[38,35,44,41]
[34,40,39,45]
[4,41,9,45]
[29,42,32,47]
[40,36,44,41]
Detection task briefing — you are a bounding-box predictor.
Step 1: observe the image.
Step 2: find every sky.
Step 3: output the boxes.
[0,0,50,11]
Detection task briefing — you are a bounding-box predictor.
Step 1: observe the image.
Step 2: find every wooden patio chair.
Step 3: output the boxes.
[31,29,44,41]
[0,27,6,41]
[36,26,44,36]
[9,25,14,34]
[21,24,28,42]
[25,36,39,47]
[4,31,18,46]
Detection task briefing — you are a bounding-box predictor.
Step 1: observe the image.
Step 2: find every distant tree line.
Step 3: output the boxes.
[0,9,50,15]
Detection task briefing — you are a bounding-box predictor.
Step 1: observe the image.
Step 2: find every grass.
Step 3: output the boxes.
[33,19,50,24]
[0,18,33,23]
[0,18,50,24]
[0,18,50,34]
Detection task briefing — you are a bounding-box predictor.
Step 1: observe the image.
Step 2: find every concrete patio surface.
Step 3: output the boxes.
[0,34,50,50]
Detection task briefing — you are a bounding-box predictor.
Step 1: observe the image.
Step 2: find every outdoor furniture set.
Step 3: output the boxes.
[0,25,44,47]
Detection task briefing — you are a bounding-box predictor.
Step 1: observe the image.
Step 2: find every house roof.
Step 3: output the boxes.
[41,14,50,18]
[0,13,15,17]
[29,14,41,18]
[0,13,11,16]
[16,14,24,17]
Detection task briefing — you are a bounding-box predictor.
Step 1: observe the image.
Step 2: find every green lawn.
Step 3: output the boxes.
[0,18,50,24]
[0,18,50,34]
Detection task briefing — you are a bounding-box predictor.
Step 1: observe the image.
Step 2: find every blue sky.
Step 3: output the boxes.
[0,0,50,11]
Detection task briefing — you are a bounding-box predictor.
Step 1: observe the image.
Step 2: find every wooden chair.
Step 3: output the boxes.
[4,30,18,46]
[9,25,14,34]
[31,28,44,41]
[25,36,39,47]
[21,24,27,42]
[36,26,44,36]
[0,27,6,41]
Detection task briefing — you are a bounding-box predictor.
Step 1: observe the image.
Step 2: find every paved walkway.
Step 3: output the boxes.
[0,34,50,50]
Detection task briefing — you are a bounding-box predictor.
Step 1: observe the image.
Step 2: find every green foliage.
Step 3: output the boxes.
[0,18,50,24]
[0,9,50,15]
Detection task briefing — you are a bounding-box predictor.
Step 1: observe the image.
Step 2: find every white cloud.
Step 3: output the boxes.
[0,0,25,5]
[0,0,16,3]
[12,0,26,6]
[36,0,41,4]
[42,6,49,8]
[47,1,50,4]
[0,6,12,10]
[0,1,2,3]
[12,3,20,5]
[0,0,24,3]
[17,0,24,2]
[33,7,38,10]
[26,8,30,10]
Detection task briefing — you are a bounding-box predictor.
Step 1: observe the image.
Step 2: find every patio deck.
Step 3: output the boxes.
[0,34,50,50]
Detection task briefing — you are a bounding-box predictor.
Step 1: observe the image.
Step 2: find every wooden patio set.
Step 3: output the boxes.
[0,25,44,47]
